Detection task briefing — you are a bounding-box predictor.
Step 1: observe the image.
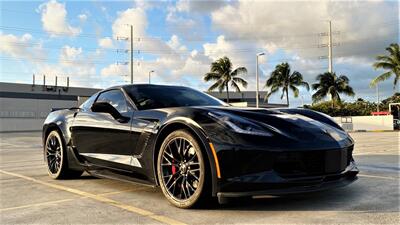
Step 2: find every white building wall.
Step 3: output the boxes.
[0,98,77,132]
[334,115,394,131]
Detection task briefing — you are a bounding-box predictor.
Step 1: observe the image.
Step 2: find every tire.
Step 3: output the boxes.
[157,129,211,208]
[44,130,83,179]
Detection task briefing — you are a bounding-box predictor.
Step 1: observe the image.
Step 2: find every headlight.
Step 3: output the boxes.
[208,112,273,137]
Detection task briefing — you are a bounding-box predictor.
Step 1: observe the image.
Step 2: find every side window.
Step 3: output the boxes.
[95,90,128,113]
[80,94,97,112]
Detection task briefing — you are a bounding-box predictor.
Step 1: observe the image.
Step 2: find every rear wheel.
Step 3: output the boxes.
[157,130,210,208]
[45,130,83,179]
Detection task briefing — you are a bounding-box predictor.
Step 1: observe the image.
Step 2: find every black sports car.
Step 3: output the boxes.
[43,84,358,208]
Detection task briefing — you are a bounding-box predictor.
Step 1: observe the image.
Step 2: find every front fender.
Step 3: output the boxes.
[155,116,221,196]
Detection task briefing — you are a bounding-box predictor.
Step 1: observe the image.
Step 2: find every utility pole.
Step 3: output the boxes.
[328,20,333,73]
[319,21,339,73]
[117,25,134,84]
[43,75,46,91]
[256,52,265,108]
[130,25,133,84]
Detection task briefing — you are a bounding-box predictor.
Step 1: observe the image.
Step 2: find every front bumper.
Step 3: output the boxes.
[217,161,359,198]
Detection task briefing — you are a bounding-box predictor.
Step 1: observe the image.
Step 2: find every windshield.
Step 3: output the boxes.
[123,85,227,110]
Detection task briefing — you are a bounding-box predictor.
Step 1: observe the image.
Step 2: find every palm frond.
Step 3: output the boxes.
[341,86,355,96]
[371,43,400,89]
[204,72,221,81]
[373,62,396,70]
[312,83,320,90]
[268,85,280,97]
[386,43,400,56]
[231,67,247,77]
[370,71,393,87]
[375,55,394,64]
[289,85,300,97]
[230,80,242,92]
[232,77,248,88]
[207,79,223,92]
[312,89,327,102]
[300,81,310,90]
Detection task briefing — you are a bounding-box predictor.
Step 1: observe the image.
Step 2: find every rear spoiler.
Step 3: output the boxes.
[51,107,80,112]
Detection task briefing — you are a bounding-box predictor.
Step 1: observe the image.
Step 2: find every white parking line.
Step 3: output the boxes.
[358,174,399,180]
[0,169,187,225]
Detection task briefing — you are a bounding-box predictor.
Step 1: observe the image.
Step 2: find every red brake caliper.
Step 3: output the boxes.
[172,159,176,174]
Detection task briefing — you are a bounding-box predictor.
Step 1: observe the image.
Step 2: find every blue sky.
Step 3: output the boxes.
[0,0,398,107]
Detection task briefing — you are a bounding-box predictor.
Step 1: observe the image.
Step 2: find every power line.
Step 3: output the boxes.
[0,56,116,66]
[2,29,396,55]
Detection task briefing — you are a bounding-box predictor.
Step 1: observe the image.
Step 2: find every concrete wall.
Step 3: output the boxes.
[334,115,394,131]
[0,97,77,132]
[0,82,99,132]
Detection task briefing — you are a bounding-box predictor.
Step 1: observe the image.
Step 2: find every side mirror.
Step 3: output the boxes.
[91,102,130,123]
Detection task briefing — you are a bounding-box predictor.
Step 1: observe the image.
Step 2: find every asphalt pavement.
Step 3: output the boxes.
[0,131,399,224]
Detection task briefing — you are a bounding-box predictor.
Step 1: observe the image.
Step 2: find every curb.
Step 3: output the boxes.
[348,130,399,133]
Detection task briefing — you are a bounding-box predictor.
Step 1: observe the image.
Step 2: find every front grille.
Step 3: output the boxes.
[274,147,351,178]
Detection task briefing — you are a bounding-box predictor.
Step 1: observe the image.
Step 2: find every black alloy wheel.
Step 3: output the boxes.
[44,130,82,179]
[157,130,209,208]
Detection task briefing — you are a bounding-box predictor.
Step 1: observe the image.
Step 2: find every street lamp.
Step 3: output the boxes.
[148,70,155,84]
[256,52,265,108]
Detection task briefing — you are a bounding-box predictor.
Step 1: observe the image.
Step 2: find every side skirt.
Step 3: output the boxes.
[67,147,156,187]
[87,168,156,187]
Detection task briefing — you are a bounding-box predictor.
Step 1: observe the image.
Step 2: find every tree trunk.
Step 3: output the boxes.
[226,84,230,103]
[286,88,289,107]
[331,94,334,108]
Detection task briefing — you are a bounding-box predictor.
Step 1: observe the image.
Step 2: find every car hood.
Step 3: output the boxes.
[202,106,350,145]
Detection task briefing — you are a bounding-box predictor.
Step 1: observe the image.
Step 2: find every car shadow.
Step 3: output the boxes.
[211,186,373,212]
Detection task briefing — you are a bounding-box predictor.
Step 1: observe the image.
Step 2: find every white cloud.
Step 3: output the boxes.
[167,35,187,51]
[134,0,165,10]
[0,33,46,60]
[98,37,114,49]
[112,8,147,39]
[0,33,32,57]
[176,0,227,13]
[101,64,128,77]
[211,0,397,59]
[106,8,207,84]
[166,6,196,28]
[38,0,81,37]
[26,45,97,87]
[59,45,82,66]
[165,5,206,40]
[78,14,88,22]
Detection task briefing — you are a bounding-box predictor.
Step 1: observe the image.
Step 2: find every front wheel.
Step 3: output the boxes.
[45,130,83,179]
[157,130,210,208]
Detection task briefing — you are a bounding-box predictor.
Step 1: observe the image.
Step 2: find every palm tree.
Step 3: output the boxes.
[204,56,248,103]
[370,43,400,89]
[265,62,309,106]
[312,72,355,107]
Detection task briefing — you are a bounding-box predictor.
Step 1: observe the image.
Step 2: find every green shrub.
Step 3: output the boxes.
[304,93,399,117]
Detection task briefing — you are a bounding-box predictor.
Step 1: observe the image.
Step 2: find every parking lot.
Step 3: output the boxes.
[0,131,399,224]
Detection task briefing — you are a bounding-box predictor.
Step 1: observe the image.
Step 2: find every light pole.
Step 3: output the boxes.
[148,70,154,84]
[256,52,265,108]
[376,83,380,112]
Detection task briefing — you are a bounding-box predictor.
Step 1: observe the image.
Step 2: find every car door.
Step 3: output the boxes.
[71,89,138,170]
